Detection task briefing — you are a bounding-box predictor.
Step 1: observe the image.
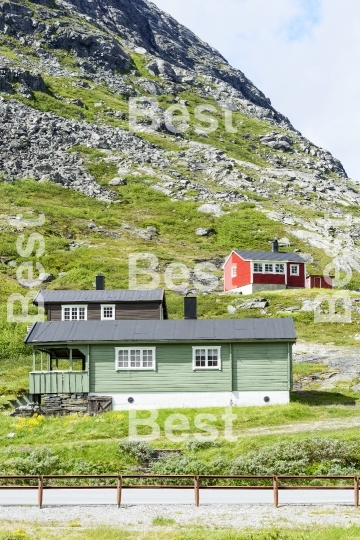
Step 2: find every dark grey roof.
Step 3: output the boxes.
[34,289,165,304]
[234,250,306,263]
[25,318,296,344]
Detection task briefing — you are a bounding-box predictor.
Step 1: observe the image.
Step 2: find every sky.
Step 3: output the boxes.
[151,0,360,180]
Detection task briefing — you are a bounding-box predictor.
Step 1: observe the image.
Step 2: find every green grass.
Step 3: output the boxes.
[152,516,176,526]
[2,525,360,539]
[293,363,328,383]
[1,400,360,470]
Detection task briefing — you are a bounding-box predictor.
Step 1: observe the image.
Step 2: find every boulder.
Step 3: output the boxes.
[39,272,55,283]
[195,228,215,237]
[197,204,224,217]
[109,177,127,186]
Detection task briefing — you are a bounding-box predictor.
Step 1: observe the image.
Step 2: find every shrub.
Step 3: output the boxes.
[231,438,360,476]
[2,447,60,476]
[151,454,232,475]
[150,438,360,481]
[118,439,154,464]
[184,438,220,452]
[150,455,209,476]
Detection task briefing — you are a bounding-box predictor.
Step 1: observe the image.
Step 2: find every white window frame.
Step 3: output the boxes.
[264,263,274,273]
[290,265,299,276]
[192,346,222,371]
[253,262,263,273]
[115,347,156,371]
[61,305,88,321]
[231,265,237,278]
[101,304,116,321]
[275,263,285,274]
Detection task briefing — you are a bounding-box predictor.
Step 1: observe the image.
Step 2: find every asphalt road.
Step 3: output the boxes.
[0,488,356,506]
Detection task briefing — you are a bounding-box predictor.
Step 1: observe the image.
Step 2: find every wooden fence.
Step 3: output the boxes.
[0,474,358,508]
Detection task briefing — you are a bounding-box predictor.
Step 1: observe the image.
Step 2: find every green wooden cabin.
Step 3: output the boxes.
[25,318,296,409]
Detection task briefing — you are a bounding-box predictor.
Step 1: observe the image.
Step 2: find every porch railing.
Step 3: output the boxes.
[29,371,89,394]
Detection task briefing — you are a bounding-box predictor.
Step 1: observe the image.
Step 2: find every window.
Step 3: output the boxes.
[115,348,156,371]
[290,265,299,275]
[264,264,273,273]
[231,265,237,278]
[275,264,285,274]
[62,305,87,321]
[192,347,221,370]
[101,304,115,320]
[253,263,263,273]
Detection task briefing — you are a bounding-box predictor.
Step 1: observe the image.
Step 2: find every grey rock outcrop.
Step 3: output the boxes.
[0,0,352,242]
[0,65,48,97]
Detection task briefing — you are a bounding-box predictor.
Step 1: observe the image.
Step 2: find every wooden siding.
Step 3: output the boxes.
[89,341,292,393]
[89,343,231,393]
[29,371,89,394]
[287,263,306,288]
[46,302,161,321]
[115,303,161,320]
[253,273,286,285]
[306,275,333,289]
[232,343,290,391]
[224,252,251,291]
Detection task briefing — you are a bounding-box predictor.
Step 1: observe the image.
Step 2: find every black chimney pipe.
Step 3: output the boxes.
[96,273,105,290]
[184,297,197,320]
[272,240,279,253]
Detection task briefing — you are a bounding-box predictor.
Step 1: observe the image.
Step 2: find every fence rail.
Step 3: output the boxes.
[0,474,358,508]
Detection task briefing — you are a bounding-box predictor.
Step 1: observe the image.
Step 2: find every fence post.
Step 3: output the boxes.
[194,475,200,507]
[355,476,359,508]
[273,476,279,508]
[38,476,43,509]
[117,475,122,508]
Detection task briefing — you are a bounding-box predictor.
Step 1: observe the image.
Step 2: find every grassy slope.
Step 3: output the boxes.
[1,400,360,472]
[0,178,360,400]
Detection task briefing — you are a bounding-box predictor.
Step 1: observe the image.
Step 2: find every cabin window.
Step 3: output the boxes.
[231,265,237,277]
[264,263,273,273]
[275,264,285,274]
[62,305,87,321]
[253,263,263,273]
[115,347,156,371]
[192,347,221,370]
[290,265,299,276]
[101,304,116,320]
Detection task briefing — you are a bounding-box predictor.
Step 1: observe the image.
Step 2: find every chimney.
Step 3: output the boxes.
[272,240,279,253]
[96,273,105,290]
[184,297,197,320]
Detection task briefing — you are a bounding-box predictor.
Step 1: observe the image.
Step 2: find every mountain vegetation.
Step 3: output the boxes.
[0,0,360,401]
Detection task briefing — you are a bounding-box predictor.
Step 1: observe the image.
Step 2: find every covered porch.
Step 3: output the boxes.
[30,346,90,395]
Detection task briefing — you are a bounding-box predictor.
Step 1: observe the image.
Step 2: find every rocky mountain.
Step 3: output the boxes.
[0,0,359,276]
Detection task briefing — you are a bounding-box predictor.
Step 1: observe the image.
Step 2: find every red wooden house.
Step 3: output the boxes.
[223,241,306,294]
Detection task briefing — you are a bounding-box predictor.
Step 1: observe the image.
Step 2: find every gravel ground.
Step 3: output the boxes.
[1,504,360,530]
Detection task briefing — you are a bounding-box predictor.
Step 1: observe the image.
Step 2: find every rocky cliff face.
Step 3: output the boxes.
[0,0,358,272]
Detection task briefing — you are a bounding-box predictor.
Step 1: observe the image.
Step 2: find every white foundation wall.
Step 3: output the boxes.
[90,391,290,410]
[228,284,287,295]
[232,391,289,407]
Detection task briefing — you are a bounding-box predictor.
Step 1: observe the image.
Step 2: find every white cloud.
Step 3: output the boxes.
[151,0,360,179]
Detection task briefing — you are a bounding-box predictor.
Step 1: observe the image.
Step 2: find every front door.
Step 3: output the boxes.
[314,277,322,288]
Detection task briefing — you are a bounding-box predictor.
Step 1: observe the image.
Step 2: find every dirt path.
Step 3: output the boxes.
[236,415,360,437]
